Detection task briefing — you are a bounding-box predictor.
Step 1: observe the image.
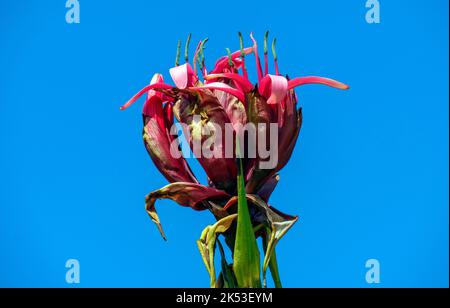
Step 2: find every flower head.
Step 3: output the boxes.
[121,33,349,238]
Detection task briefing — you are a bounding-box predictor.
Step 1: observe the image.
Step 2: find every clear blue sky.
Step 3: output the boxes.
[0,1,448,288]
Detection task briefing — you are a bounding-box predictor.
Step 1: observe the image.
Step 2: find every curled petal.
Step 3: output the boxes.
[147,73,164,100]
[190,82,246,103]
[120,83,173,110]
[258,74,288,105]
[204,73,254,93]
[143,74,165,128]
[145,183,231,240]
[288,76,350,90]
[142,74,198,184]
[169,63,198,89]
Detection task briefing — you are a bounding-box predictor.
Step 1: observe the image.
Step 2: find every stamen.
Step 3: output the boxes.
[192,41,202,75]
[226,48,234,68]
[184,33,192,63]
[272,38,279,75]
[239,32,245,57]
[197,54,203,72]
[193,38,208,76]
[175,40,181,67]
[200,38,209,75]
[250,32,263,82]
[264,31,269,75]
[238,32,248,79]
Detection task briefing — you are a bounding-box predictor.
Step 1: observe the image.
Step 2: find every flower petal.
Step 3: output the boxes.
[204,73,254,93]
[145,182,231,240]
[256,174,280,202]
[120,83,173,110]
[173,93,238,194]
[142,74,198,184]
[258,74,288,105]
[143,74,165,129]
[288,76,350,90]
[169,63,197,89]
[245,105,302,193]
[143,114,198,184]
[147,73,164,100]
[190,82,246,103]
[277,90,303,173]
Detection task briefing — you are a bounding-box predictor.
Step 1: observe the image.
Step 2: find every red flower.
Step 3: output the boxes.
[121,33,349,238]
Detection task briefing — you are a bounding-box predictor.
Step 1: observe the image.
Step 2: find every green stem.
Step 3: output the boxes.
[232,141,261,288]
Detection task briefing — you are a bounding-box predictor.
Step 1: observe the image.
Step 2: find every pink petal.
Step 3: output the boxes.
[120,83,173,110]
[190,82,246,103]
[147,73,164,100]
[142,74,166,128]
[143,95,165,129]
[204,73,254,93]
[258,74,288,105]
[288,76,350,90]
[169,63,197,89]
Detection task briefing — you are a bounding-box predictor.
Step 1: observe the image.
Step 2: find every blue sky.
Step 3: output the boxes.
[0,1,448,287]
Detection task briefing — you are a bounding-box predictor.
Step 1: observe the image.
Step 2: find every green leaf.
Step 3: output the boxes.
[262,228,282,288]
[232,155,261,288]
[217,240,237,288]
[241,194,298,288]
[261,220,297,288]
[196,214,237,288]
